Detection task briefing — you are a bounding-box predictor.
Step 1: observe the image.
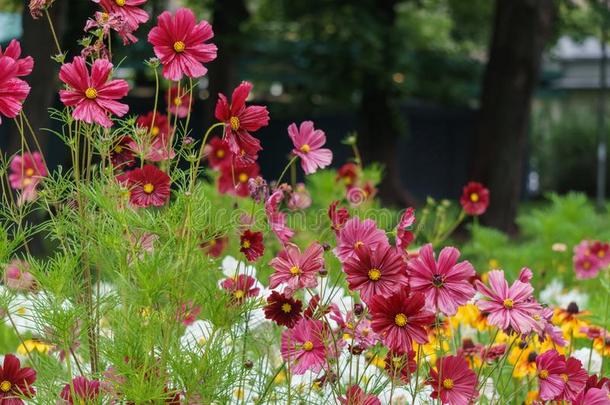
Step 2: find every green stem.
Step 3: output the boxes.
[277,156,298,185]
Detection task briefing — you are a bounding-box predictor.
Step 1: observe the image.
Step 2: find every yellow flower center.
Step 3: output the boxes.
[598,250,606,258]
[583,260,591,269]
[238,173,249,183]
[289,266,301,276]
[300,144,311,153]
[22,178,32,187]
[503,298,514,309]
[241,240,251,249]
[151,126,160,137]
[230,116,240,131]
[368,268,381,281]
[354,241,364,249]
[143,183,154,194]
[216,149,225,158]
[234,290,245,299]
[173,41,186,53]
[470,193,479,202]
[302,341,314,351]
[539,369,549,379]
[115,145,123,153]
[561,373,569,383]
[0,381,11,392]
[173,96,182,106]
[394,313,408,327]
[442,378,454,390]
[281,303,292,313]
[25,168,34,177]
[85,87,97,99]
[115,0,125,6]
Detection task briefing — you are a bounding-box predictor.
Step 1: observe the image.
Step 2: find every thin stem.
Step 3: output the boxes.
[277,156,298,185]
[45,9,63,55]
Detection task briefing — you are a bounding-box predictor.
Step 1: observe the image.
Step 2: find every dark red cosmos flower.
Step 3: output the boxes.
[328,200,349,235]
[264,291,303,328]
[126,164,171,208]
[60,376,100,404]
[136,111,170,139]
[369,286,435,353]
[110,135,136,169]
[0,354,37,402]
[217,161,260,197]
[206,137,232,169]
[93,0,148,32]
[215,81,270,163]
[336,163,359,188]
[384,350,416,383]
[240,229,264,262]
[460,181,489,216]
[221,274,260,304]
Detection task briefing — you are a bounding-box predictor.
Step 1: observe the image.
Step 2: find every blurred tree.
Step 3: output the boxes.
[471,0,557,233]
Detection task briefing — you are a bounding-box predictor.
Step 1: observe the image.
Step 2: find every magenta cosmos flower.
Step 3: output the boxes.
[281,318,329,375]
[536,349,566,401]
[369,286,435,353]
[60,376,100,404]
[125,164,171,207]
[395,207,415,250]
[215,81,270,163]
[343,244,409,305]
[288,121,333,175]
[0,39,33,77]
[475,269,540,334]
[221,274,260,304]
[148,8,217,81]
[265,188,294,243]
[428,355,478,405]
[0,354,37,402]
[93,0,148,32]
[557,357,588,402]
[0,57,31,125]
[408,243,476,316]
[59,57,129,128]
[269,242,324,295]
[334,217,389,262]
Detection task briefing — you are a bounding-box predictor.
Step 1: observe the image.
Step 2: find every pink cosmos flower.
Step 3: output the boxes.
[280,318,328,375]
[0,40,33,77]
[408,244,476,316]
[215,81,270,163]
[287,183,312,211]
[428,355,478,405]
[334,217,389,262]
[369,286,435,353]
[148,8,217,81]
[4,259,36,291]
[9,151,47,205]
[536,349,566,401]
[573,386,610,405]
[343,244,409,305]
[269,242,324,295]
[93,0,148,32]
[29,0,52,19]
[475,269,540,334]
[395,207,415,250]
[573,240,607,279]
[0,57,31,125]
[265,189,294,243]
[59,57,129,128]
[85,11,136,45]
[288,121,333,175]
[557,357,588,402]
[166,85,192,118]
[338,385,381,405]
[176,301,201,326]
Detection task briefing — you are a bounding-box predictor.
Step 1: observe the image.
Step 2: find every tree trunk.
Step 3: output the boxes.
[358,0,417,208]
[471,0,556,233]
[203,0,249,125]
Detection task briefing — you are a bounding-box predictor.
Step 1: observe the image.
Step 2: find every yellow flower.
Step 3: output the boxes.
[553,306,589,339]
[17,339,51,355]
[508,341,537,379]
[525,391,539,405]
[451,303,488,331]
